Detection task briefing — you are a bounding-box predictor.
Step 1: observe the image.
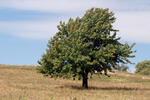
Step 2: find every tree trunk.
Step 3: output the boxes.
[82,73,88,89]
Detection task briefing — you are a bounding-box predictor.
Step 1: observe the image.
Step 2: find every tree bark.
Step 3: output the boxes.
[82,72,88,89]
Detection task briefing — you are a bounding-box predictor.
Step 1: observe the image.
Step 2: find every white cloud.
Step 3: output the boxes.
[0,16,74,39]
[0,12,150,44]
[115,12,150,43]
[0,0,150,13]
[0,0,150,44]
[0,0,111,13]
[0,21,58,39]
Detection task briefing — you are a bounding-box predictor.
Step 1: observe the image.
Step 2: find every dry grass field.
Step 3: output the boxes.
[0,65,150,100]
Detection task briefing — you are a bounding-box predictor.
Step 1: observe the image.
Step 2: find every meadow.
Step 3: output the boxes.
[0,65,150,100]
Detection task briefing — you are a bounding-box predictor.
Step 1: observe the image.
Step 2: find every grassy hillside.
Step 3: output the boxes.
[0,65,150,100]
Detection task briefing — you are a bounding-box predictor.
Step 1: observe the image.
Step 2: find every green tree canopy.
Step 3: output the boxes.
[38,8,135,88]
[135,60,150,75]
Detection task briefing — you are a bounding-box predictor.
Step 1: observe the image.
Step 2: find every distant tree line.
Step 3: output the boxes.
[135,60,150,75]
[115,64,129,72]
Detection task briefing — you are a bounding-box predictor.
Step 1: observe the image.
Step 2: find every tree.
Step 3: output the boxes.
[135,60,150,75]
[116,64,129,72]
[38,8,135,89]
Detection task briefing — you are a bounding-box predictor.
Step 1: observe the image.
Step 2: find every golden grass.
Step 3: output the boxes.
[0,65,150,100]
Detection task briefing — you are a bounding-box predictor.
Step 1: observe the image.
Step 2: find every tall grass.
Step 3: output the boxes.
[0,65,150,100]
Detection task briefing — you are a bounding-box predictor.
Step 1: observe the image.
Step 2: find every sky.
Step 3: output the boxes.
[0,0,150,72]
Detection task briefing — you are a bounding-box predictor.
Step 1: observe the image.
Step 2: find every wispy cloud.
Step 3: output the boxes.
[0,21,58,39]
[0,14,77,39]
[0,0,110,14]
[0,0,150,13]
[0,0,150,43]
[115,12,150,43]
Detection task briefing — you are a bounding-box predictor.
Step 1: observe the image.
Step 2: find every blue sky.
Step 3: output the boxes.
[0,0,150,72]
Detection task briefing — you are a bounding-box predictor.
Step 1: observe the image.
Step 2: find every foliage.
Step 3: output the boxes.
[38,8,135,88]
[135,60,150,75]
